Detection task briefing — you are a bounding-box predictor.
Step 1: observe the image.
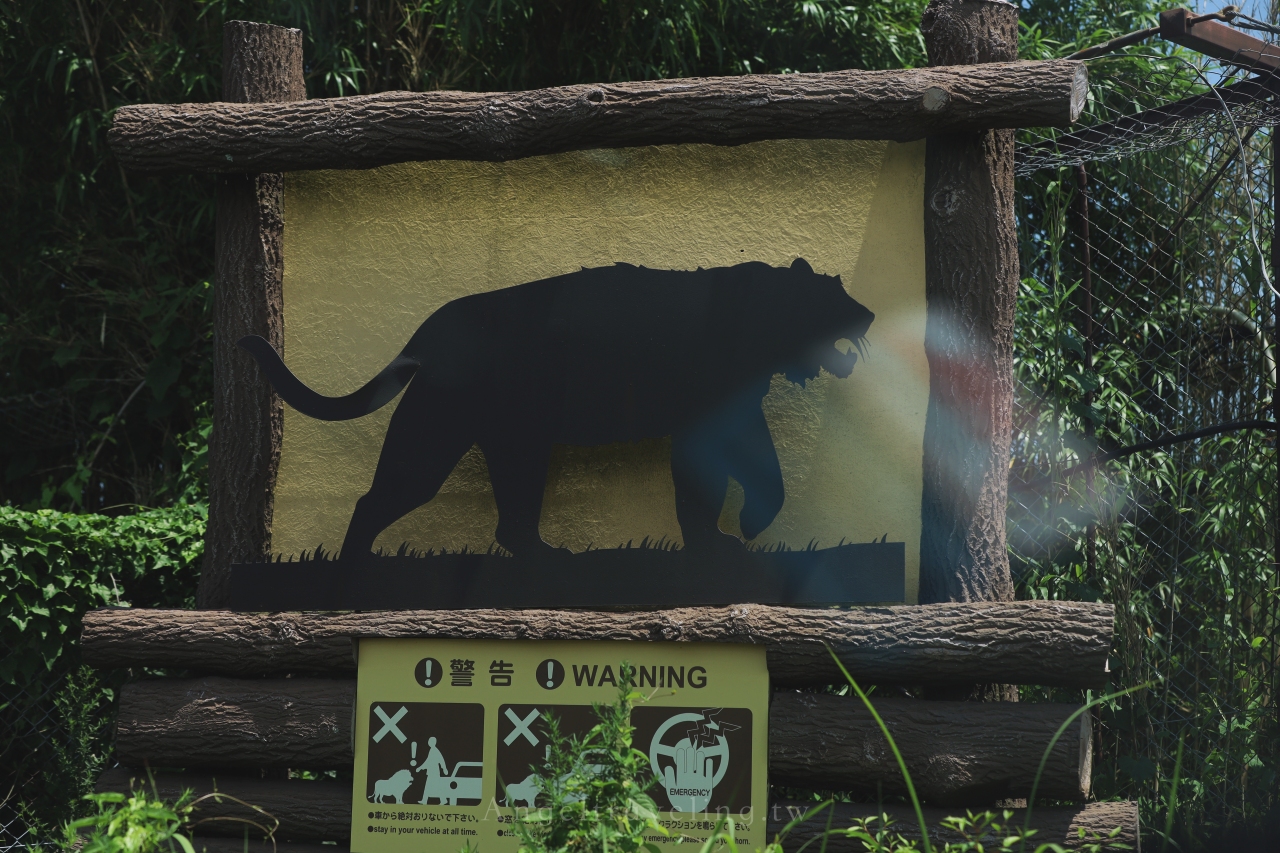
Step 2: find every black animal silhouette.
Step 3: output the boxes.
[240,259,874,559]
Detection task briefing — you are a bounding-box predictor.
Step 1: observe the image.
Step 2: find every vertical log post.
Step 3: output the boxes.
[918,0,1020,606]
[199,22,305,608]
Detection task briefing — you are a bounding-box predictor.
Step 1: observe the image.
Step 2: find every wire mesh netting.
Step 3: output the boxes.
[1013,45,1279,844]
[1,650,118,851]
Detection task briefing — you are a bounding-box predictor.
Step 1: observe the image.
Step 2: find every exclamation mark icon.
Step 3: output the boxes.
[416,657,440,688]
[538,659,562,689]
[410,741,418,767]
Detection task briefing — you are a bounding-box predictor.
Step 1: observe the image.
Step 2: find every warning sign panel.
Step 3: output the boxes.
[352,639,768,853]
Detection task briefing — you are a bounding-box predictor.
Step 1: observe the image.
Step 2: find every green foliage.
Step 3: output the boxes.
[512,663,665,853]
[43,667,118,828]
[1008,1,1280,844]
[63,789,196,853]
[0,502,204,682]
[0,500,204,839]
[516,654,1133,853]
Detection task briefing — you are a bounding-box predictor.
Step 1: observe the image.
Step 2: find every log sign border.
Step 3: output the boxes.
[91,2,1139,851]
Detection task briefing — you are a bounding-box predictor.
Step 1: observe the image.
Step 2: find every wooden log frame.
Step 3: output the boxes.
[111,677,1091,803]
[95,13,1132,849]
[108,60,1087,175]
[80,601,1114,689]
[96,772,1136,850]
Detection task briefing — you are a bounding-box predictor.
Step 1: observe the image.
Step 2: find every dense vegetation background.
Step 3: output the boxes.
[0,0,935,513]
[9,0,1274,848]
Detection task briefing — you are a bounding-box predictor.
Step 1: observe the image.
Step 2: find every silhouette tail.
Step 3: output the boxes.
[238,335,421,421]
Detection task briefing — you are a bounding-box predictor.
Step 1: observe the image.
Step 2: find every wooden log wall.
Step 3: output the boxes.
[96,772,1139,851]
[81,601,1113,688]
[85,601,1130,850]
[112,677,1091,802]
[108,61,1087,175]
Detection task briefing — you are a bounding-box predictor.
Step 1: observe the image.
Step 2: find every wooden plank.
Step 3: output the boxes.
[107,61,1087,175]
[769,693,1090,803]
[97,772,1135,848]
[768,799,1138,852]
[82,601,1114,689]
[114,678,1090,802]
[1161,8,1280,72]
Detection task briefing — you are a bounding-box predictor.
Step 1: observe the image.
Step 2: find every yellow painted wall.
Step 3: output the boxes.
[273,138,928,602]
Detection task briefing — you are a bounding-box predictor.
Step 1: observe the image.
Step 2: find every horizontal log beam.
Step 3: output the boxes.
[108,61,1087,175]
[115,678,1089,802]
[769,693,1090,803]
[83,601,1114,689]
[116,677,355,770]
[768,799,1138,852]
[97,769,349,842]
[97,773,1133,849]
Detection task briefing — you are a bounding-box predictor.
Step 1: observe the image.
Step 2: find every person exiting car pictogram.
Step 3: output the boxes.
[417,736,448,803]
[364,702,485,807]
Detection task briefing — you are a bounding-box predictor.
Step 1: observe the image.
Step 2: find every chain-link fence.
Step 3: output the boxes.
[1013,42,1280,847]
[1,651,116,851]
[0,665,60,851]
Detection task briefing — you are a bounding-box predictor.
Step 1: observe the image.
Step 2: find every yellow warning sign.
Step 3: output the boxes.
[351,639,769,853]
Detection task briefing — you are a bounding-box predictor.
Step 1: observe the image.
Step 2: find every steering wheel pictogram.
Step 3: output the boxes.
[648,712,731,813]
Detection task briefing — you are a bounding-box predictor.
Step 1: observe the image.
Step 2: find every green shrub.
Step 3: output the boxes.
[512,666,1134,853]
[512,663,666,853]
[0,503,204,683]
[0,502,205,838]
[64,790,196,853]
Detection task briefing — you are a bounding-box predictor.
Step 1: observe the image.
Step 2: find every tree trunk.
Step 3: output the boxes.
[917,0,1020,606]
[81,601,1114,688]
[200,22,304,608]
[108,61,1087,175]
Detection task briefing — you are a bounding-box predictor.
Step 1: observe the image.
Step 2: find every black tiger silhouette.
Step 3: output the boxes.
[240,258,874,560]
